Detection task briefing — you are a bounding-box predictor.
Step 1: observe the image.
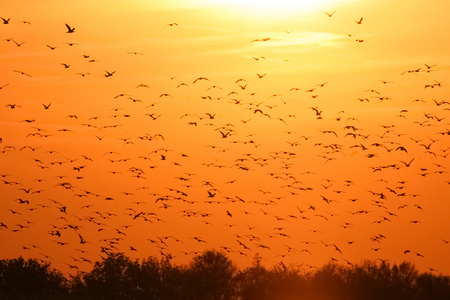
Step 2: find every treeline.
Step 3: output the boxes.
[1,250,449,300]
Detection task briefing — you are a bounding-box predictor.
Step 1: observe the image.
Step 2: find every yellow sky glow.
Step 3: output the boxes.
[202,0,356,17]
[212,0,340,9]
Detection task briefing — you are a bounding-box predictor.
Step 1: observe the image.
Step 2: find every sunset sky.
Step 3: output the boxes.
[1,0,449,276]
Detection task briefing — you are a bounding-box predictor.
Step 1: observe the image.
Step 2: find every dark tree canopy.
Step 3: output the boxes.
[185,249,237,300]
[81,252,142,299]
[0,251,449,300]
[0,256,67,299]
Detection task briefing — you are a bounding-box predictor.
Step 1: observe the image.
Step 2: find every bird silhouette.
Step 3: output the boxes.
[355,17,363,24]
[103,71,115,77]
[323,11,336,17]
[12,39,25,47]
[65,23,75,33]
[13,70,32,77]
[400,158,414,167]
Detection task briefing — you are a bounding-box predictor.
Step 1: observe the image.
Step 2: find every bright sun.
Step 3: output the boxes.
[211,0,347,15]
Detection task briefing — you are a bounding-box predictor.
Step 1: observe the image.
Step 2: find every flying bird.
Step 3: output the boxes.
[323,11,336,17]
[42,103,52,110]
[13,70,32,77]
[103,71,115,77]
[355,17,363,24]
[12,39,25,47]
[193,77,209,84]
[65,23,75,33]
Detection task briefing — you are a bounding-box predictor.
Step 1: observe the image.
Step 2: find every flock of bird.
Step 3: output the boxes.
[1,7,450,278]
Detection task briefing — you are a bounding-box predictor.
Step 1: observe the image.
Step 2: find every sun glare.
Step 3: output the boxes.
[210,0,349,15]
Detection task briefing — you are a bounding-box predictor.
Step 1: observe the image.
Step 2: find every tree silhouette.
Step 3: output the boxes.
[267,262,308,300]
[236,255,308,300]
[81,252,141,299]
[415,272,450,300]
[1,252,450,299]
[184,249,237,300]
[0,256,67,299]
[138,256,185,299]
[345,260,419,300]
[309,261,348,300]
[235,254,271,300]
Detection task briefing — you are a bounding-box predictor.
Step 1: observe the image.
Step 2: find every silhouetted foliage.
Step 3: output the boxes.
[415,272,450,300]
[184,249,237,300]
[309,261,349,300]
[137,256,186,299]
[0,257,67,300]
[1,251,450,300]
[236,255,309,300]
[235,254,272,300]
[71,252,187,300]
[345,260,418,300]
[80,252,142,299]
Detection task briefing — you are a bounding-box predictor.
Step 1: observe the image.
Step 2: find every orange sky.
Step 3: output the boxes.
[1,0,450,276]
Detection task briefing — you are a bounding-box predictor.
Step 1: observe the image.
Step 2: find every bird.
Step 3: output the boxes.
[379,80,394,84]
[13,70,32,77]
[400,158,414,167]
[103,71,115,77]
[423,63,436,69]
[323,11,336,17]
[12,39,25,47]
[193,77,209,84]
[65,23,75,33]
[78,234,87,244]
[355,17,363,24]
[251,38,270,42]
[5,104,22,109]
[136,84,150,89]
